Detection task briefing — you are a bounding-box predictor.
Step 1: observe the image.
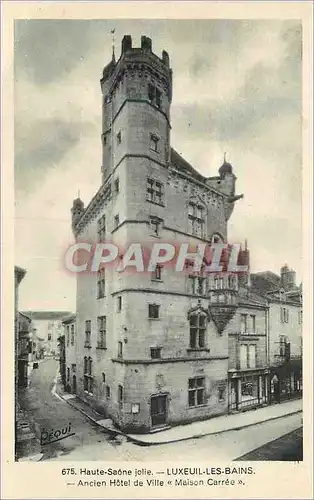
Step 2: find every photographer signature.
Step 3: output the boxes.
[40,423,75,445]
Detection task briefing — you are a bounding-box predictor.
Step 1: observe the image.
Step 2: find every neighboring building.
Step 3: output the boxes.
[17,312,32,387]
[29,327,45,361]
[14,266,27,410]
[62,314,77,394]
[21,311,71,357]
[58,335,66,390]
[71,36,249,432]
[251,265,302,403]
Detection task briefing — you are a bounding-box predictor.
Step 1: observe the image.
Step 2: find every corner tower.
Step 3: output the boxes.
[100,35,172,183]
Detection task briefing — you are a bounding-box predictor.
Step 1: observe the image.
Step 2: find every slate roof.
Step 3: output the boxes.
[170,148,206,183]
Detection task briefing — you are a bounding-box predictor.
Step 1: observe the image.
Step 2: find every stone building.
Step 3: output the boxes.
[70,35,261,432]
[22,311,71,357]
[14,266,27,402]
[251,265,302,402]
[62,313,77,393]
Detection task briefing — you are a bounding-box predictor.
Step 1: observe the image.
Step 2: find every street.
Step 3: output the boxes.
[20,359,302,462]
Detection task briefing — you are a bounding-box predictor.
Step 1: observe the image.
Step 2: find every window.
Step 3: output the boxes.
[250,315,256,334]
[102,373,106,383]
[67,367,70,382]
[148,83,162,108]
[97,215,106,242]
[248,345,256,368]
[152,264,162,281]
[97,268,105,299]
[70,324,75,345]
[298,310,303,324]
[188,202,205,237]
[118,341,123,358]
[72,364,76,373]
[279,335,287,356]
[48,333,52,341]
[240,344,256,369]
[281,307,289,323]
[83,356,93,393]
[189,313,206,349]
[150,133,159,152]
[118,385,124,409]
[188,377,205,407]
[148,304,160,319]
[240,314,247,334]
[106,385,111,398]
[117,296,122,312]
[240,344,248,369]
[116,131,121,144]
[150,347,161,359]
[189,276,206,295]
[114,214,120,229]
[155,89,161,108]
[146,178,164,206]
[114,177,119,193]
[150,216,163,236]
[66,325,70,347]
[84,320,91,348]
[97,316,106,349]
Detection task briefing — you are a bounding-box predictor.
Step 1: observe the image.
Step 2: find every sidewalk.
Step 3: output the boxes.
[58,389,302,446]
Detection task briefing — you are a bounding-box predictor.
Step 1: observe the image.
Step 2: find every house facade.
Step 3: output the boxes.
[22,311,71,357]
[71,35,251,432]
[62,314,77,394]
[251,265,302,403]
[227,290,269,412]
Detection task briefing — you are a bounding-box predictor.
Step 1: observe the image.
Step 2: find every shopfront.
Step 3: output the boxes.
[228,369,270,412]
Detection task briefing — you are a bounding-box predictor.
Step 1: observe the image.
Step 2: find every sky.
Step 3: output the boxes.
[14,19,302,311]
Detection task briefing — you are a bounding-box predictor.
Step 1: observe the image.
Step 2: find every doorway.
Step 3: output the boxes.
[150,394,167,427]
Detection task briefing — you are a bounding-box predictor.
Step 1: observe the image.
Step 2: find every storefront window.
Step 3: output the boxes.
[241,376,258,403]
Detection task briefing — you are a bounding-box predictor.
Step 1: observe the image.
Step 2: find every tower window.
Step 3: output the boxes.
[84,320,91,348]
[114,214,120,229]
[150,216,163,236]
[151,264,162,281]
[97,316,106,349]
[156,89,161,108]
[150,133,159,153]
[97,215,106,242]
[114,177,119,193]
[148,83,162,108]
[150,347,161,359]
[117,296,122,312]
[118,341,123,358]
[116,131,122,144]
[148,304,160,319]
[146,178,164,206]
[97,268,105,299]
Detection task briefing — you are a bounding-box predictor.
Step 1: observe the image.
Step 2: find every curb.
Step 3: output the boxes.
[58,392,302,447]
[57,392,128,439]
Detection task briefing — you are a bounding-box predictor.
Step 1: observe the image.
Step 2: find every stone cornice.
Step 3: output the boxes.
[112,355,228,365]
